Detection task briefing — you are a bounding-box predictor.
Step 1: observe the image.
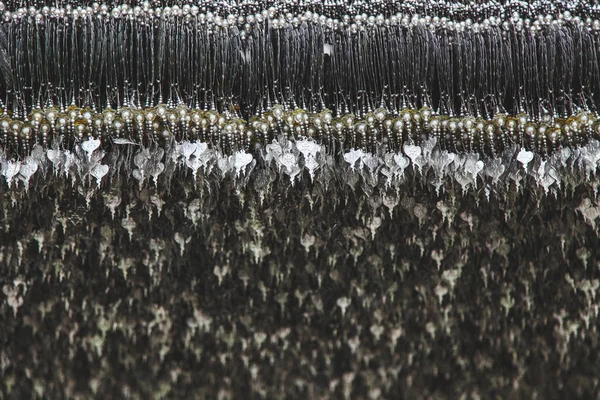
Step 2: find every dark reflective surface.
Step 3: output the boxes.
[1,146,599,399]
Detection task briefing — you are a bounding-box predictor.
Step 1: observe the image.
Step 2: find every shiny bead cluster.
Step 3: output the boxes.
[2,105,599,157]
[2,1,600,33]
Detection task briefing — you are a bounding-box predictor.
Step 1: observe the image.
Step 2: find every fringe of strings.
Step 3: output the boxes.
[0,5,599,121]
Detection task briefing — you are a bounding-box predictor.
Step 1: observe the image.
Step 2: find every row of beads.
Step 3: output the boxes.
[2,2,600,33]
[2,105,599,157]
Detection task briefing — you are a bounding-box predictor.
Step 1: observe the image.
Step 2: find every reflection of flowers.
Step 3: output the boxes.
[187,308,213,335]
[133,147,165,187]
[2,130,600,197]
[0,159,20,188]
[3,278,28,316]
